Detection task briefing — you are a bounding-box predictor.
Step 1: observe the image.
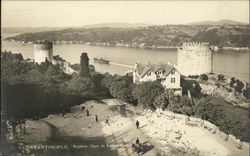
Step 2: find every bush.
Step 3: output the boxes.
[101,74,135,103]
[200,74,208,81]
[188,75,200,79]
[218,74,225,81]
[167,95,194,115]
[153,92,170,109]
[181,77,202,98]
[132,81,164,109]
[243,83,250,99]
[235,79,244,93]
[194,97,250,141]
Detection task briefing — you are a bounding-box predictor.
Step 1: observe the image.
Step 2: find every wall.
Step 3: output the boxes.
[158,110,249,151]
[162,68,181,89]
[34,42,53,64]
[177,42,212,76]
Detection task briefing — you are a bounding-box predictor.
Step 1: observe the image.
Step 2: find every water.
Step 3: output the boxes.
[2,40,249,82]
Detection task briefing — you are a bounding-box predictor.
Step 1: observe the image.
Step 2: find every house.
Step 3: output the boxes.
[133,62,182,95]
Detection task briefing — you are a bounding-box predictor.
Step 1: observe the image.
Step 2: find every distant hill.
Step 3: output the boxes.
[2,23,152,35]
[188,19,248,25]
[2,27,65,34]
[5,24,250,47]
[79,23,153,28]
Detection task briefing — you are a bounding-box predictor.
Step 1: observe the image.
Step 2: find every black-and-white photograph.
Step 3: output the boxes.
[1,1,249,156]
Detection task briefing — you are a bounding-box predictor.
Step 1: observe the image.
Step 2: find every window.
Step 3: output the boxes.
[171,78,175,83]
[171,70,175,75]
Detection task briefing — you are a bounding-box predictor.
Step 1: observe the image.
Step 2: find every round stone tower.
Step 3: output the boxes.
[177,42,212,76]
[34,40,53,64]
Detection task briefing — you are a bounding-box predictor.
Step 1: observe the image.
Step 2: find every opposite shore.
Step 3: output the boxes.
[4,39,250,52]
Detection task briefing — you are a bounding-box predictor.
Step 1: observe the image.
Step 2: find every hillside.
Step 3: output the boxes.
[5,24,250,47]
[2,23,152,35]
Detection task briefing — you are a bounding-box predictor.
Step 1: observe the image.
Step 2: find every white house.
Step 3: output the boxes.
[133,63,182,95]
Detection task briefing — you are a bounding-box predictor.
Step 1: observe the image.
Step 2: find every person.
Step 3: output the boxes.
[95,115,98,122]
[86,109,89,116]
[135,138,140,144]
[106,116,109,124]
[136,120,140,129]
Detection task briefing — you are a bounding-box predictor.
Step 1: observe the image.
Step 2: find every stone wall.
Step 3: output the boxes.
[33,41,53,64]
[177,42,212,76]
[158,109,249,151]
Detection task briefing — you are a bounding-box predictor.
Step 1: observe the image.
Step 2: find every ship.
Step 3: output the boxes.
[93,57,110,64]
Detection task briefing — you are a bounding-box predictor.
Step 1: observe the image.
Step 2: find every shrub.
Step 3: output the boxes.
[194,97,250,141]
[188,75,200,79]
[235,79,244,93]
[132,81,164,109]
[243,83,250,99]
[218,74,225,81]
[101,74,135,103]
[167,95,194,115]
[200,74,208,81]
[153,92,170,109]
[181,77,202,98]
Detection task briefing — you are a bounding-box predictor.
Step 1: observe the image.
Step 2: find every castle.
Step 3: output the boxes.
[33,40,77,74]
[34,40,53,64]
[177,42,213,76]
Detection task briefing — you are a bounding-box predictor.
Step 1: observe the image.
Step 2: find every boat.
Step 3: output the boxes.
[93,57,110,64]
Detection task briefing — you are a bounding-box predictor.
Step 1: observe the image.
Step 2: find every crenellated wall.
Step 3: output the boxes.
[177,42,212,76]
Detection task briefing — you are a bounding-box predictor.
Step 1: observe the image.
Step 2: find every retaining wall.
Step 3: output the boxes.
[156,110,249,151]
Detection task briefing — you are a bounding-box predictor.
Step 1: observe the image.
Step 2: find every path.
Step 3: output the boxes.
[16,99,249,156]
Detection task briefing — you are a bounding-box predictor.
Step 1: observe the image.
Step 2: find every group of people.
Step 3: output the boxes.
[134,120,144,155]
[82,106,143,155]
[82,106,109,124]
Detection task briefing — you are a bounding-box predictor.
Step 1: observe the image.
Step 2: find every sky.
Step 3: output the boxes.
[1,1,249,28]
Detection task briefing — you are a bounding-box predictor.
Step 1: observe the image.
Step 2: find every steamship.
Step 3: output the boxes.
[93,57,110,64]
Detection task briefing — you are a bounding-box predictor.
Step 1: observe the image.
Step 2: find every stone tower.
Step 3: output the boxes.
[80,53,91,78]
[177,42,212,76]
[34,40,53,64]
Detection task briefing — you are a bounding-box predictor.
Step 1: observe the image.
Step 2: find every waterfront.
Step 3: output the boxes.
[2,41,249,82]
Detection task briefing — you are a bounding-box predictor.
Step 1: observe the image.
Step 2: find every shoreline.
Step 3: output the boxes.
[3,40,250,52]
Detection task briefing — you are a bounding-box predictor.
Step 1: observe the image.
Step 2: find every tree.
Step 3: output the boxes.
[132,81,164,109]
[243,83,250,99]
[181,77,202,98]
[80,53,91,78]
[230,77,236,87]
[101,74,135,103]
[218,74,225,81]
[66,75,94,97]
[235,79,244,93]
[153,92,170,109]
[200,74,208,81]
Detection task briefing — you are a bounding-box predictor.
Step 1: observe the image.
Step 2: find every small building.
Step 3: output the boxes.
[133,63,182,95]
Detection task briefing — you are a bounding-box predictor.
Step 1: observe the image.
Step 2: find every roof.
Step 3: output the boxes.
[136,63,178,78]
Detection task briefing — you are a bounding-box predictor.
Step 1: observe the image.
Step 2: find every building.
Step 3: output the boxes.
[34,40,53,64]
[33,40,78,74]
[177,42,212,76]
[133,63,182,95]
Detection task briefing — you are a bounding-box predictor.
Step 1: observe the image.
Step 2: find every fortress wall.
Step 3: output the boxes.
[34,41,53,64]
[177,42,212,76]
